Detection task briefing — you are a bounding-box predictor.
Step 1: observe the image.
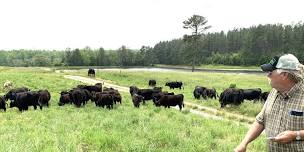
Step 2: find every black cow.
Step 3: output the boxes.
[129,86,162,104]
[155,94,184,110]
[193,86,206,99]
[148,80,156,86]
[152,91,174,104]
[10,91,40,111]
[37,89,51,109]
[129,86,139,96]
[70,89,88,107]
[242,88,262,101]
[103,89,122,104]
[58,91,72,106]
[165,81,183,89]
[88,68,95,77]
[219,88,244,108]
[132,93,144,108]
[204,88,218,99]
[95,93,114,109]
[0,96,6,111]
[260,91,269,102]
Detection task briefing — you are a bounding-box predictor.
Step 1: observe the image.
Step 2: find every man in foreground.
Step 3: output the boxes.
[234,54,304,152]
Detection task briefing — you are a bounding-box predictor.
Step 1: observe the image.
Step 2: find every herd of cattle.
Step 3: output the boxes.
[0,78,269,112]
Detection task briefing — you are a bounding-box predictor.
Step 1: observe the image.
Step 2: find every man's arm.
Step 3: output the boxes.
[234,121,265,152]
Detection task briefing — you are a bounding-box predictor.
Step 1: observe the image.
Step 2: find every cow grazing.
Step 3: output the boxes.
[88,68,95,77]
[165,81,183,89]
[0,96,6,111]
[155,94,184,110]
[58,91,72,106]
[132,93,144,108]
[148,79,156,86]
[219,88,244,108]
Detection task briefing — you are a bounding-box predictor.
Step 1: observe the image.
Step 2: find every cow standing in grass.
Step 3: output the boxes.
[88,68,95,77]
[155,94,184,110]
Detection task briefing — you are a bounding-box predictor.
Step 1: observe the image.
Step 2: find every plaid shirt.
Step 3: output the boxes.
[256,80,304,152]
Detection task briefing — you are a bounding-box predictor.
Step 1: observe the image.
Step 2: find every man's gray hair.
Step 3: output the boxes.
[277,64,304,82]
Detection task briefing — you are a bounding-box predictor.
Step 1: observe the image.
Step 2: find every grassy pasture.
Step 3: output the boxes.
[0,67,266,151]
[68,68,271,118]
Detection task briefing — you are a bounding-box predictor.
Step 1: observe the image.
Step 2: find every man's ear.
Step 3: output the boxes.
[281,72,288,80]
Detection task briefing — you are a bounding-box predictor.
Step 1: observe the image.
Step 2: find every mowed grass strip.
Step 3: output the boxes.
[0,68,266,151]
[67,68,270,117]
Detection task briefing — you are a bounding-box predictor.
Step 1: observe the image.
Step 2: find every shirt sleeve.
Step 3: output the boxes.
[256,102,266,125]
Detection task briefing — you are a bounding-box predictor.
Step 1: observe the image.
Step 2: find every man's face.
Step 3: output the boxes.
[267,69,285,90]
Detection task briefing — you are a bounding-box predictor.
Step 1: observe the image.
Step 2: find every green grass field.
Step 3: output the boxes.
[0,67,267,151]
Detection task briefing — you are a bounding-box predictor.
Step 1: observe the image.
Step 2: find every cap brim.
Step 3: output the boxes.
[261,64,276,72]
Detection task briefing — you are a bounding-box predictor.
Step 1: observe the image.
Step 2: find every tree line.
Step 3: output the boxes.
[0,23,303,67]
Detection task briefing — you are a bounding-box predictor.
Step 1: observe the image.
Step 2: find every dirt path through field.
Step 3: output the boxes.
[64,75,254,125]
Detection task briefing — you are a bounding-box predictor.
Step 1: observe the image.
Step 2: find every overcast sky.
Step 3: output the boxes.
[0,0,303,50]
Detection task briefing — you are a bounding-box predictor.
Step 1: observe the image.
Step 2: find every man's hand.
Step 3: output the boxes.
[271,130,296,143]
[234,143,246,152]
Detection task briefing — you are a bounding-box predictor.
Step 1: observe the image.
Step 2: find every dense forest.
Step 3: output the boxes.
[0,23,304,67]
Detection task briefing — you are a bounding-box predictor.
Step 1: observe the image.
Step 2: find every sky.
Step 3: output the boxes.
[0,0,303,50]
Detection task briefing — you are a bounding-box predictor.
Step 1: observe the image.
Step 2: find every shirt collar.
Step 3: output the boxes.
[278,80,304,99]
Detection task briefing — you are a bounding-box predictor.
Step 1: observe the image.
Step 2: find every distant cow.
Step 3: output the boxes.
[0,96,6,111]
[219,88,244,108]
[165,81,183,89]
[88,68,95,77]
[155,94,184,110]
[148,80,156,86]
